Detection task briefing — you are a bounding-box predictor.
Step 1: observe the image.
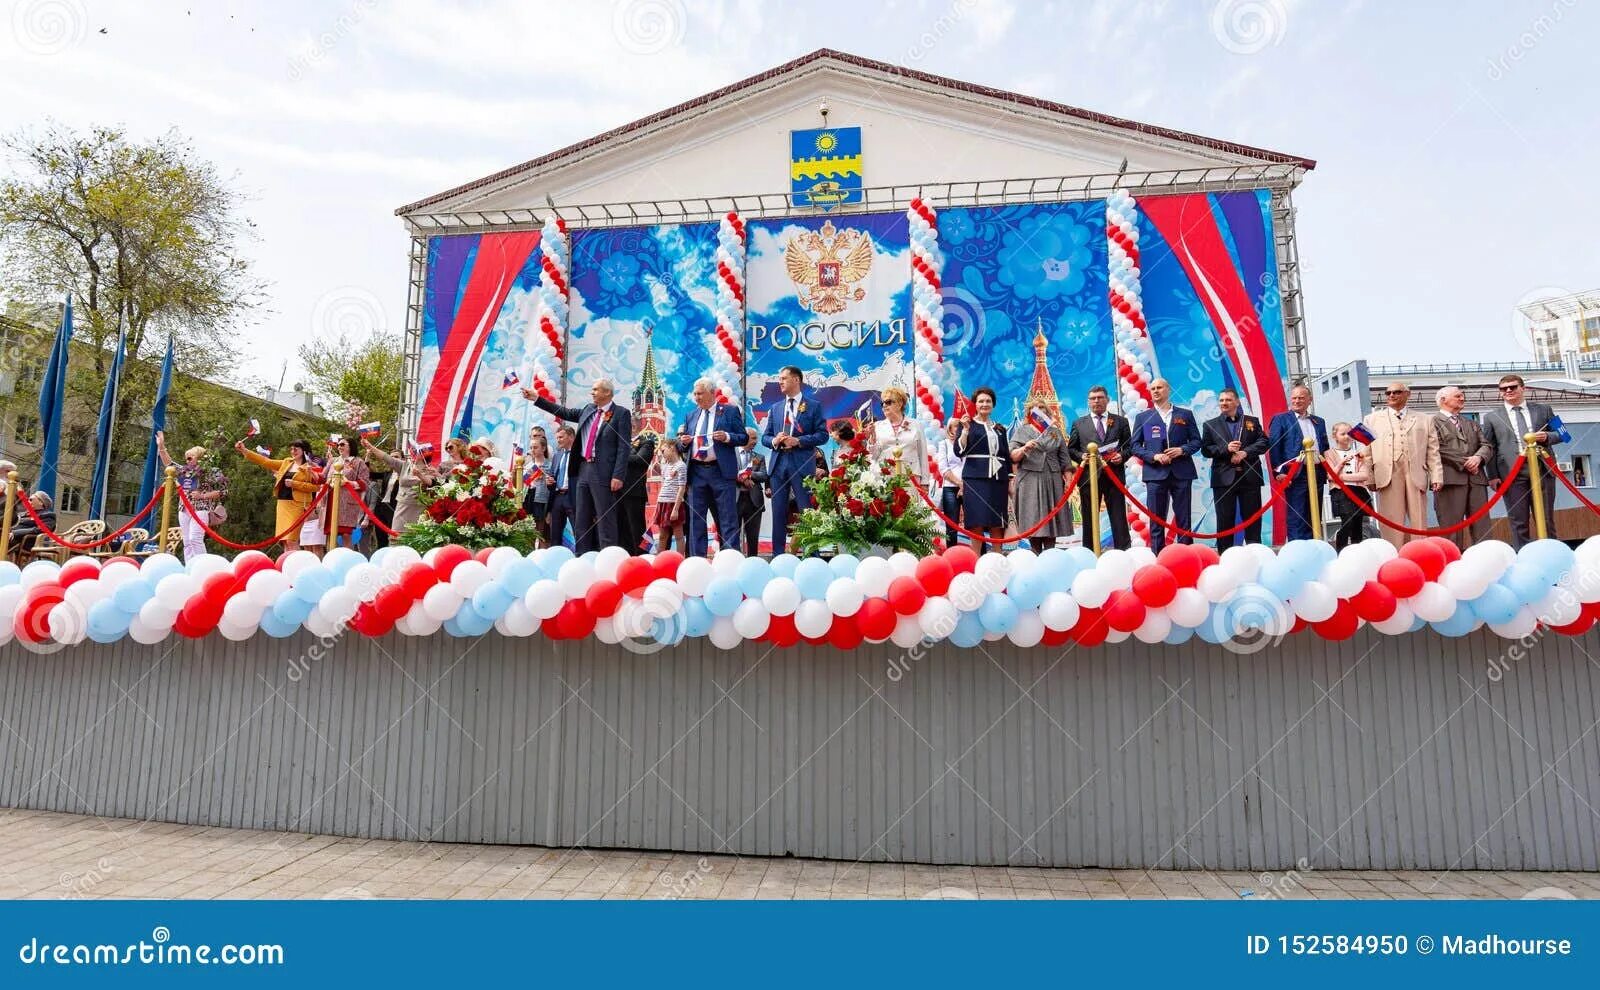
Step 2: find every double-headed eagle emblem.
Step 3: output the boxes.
[783,220,873,315]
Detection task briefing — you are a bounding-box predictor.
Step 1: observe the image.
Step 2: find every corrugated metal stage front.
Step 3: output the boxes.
[1,630,1596,871]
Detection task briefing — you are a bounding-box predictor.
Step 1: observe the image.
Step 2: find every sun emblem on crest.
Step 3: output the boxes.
[783,220,873,315]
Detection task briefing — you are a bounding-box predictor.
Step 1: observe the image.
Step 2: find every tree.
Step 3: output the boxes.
[297,331,405,426]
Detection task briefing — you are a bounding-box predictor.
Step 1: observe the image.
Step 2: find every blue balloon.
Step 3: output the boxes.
[258,607,299,638]
[272,591,313,626]
[1257,558,1304,600]
[1519,538,1576,582]
[1007,571,1045,611]
[1501,563,1549,605]
[1470,583,1520,625]
[769,554,801,580]
[0,562,20,586]
[1164,623,1196,645]
[471,583,515,621]
[650,615,686,646]
[86,598,130,639]
[1195,608,1227,644]
[950,611,985,648]
[703,577,744,617]
[369,546,393,569]
[736,556,774,598]
[501,558,541,597]
[828,554,861,579]
[453,601,493,636]
[292,565,335,603]
[112,579,154,615]
[795,558,834,600]
[1433,603,1480,638]
[86,625,124,645]
[977,593,1019,634]
[442,615,466,637]
[682,598,714,638]
[325,552,360,582]
[140,556,184,584]
[537,546,575,579]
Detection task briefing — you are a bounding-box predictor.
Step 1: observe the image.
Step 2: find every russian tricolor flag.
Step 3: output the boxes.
[1028,407,1052,433]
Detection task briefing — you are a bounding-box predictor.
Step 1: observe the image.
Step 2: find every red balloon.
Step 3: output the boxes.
[474,547,496,564]
[1396,540,1446,582]
[887,576,927,616]
[401,563,438,598]
[827,617,863,650]
[1377,558,1426,599]
[653,550,684,581]
[1429,536,1462,566]
[1154,546,1201,589]
[857,598,897,642]
[58,558,100,588]
[1103,589,1146,633]
[943,544,979,576]
[585,579,624,618]
[373,585,412,622]
[1351,580,1398,622]
[1554,611,1596,636]
[554,599,595,640]
[1131,564,1179,607]
[1070,606,1107,646]
[233,551,275,579]
[1312,599,1360,640]
[801,634,829,647]
[540,616,567,640]
[1189,544,1221,572]
[1041,626,1072,647]
[615,556,655,594]
[765,613,800,647]
[431,544,472,580]
[915,555,955,596]
[104,555,137,568]
[13,585,62,643]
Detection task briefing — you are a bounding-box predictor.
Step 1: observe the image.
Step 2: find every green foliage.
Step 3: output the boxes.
[297,331,405,426]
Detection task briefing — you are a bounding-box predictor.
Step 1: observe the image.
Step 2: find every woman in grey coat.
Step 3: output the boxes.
[361,437,438,533]
[1009,407,1074,544]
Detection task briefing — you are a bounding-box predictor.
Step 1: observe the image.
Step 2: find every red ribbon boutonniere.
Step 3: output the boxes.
[602,410,613,424]
[798,402,807,414]
[1244,422,1255,433]
[1174,416,1187,427]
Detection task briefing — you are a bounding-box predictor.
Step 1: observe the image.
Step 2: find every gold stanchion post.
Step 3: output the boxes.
[1,471,17,559]
[1086,442,1101,558]
[1525,433,1549,541]
[1301,438,1324,542]
[328,464,344,551]
[512,453,525,496]
[160,465,177,547]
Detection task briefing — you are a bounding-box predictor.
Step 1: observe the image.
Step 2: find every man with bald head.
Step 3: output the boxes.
[1433,385,1493,549]
[1362,381,1441,548]
[526,378,633,552]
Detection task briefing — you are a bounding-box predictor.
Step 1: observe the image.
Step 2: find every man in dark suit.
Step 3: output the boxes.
[1266,384,1331,542]
[524,378,633,553]
[1200,387,1271,549]
[1432,385,1493,549]
[620,430,657,555]
[544,426,576,549]
[676,377,749,556]
[737,435,769,558]
[1065,384,1132,551]
[760,365,828,555]
[1131,378,1202,552]
[1480,372,1561,548]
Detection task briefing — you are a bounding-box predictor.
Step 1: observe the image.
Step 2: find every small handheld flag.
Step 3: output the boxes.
[692,433,711,460]
[524,464,544,486]
[502,370,521,389]
[855,399,875,425]
[1545,414,1572,444]
[245,418,261,438]
[1348,423,1376,445]
[327,433,343,448]
[1027,407,1052,434]
[357,421,381,439]
[254,445,272,457]
[952,388,974,420]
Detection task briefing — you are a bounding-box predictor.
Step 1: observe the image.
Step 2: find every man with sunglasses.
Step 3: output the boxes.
[1481,373,1561,548]
[1362,381,1442,547]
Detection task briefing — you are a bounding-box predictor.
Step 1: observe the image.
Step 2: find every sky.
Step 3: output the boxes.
[1,0,1596,393]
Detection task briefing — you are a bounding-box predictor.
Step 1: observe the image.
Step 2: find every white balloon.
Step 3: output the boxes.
[153,573,197,611]
[1321,558,1366,599]
[187,554,232,580]
[406,609,442,637]
[593,616,623,645]
[1007,610,1046,648]
[138,598,178,629]
[642,578,685,618]
[318,586,360,624]
[794,599,833,639]
[1038,591,1080,632]
[217,619,257,642]
[887,552,920,579]
[1362,538,1398,568]
[223,594,264,627]
[63,581,105,613]
[342,562,383,601]
[556,558,597,599]
[1104,628,1131,643]
[1070,570,1111,609]
[948,573,986,612]
[591,545,629,582]
[245,568,290,607]
[1196,567,1239,604]
[1534,587,1583,627]
[1124,546,1158,570]
[278,550,319,581]
[0,585,22,626]
[1132,609,1172,644]
[1408,582,1456,623]
[522,580,563,620]
[97,560,139,590]
[1371,603,1416,635]
[1290,581,1338,623]
[890,614,925,649]
[128,616,169,644]
[761,577,800,617]
[486,545,522,578]
[1165,587,1209,627]
[1218,545,1260,583]
[855,558,894,599]
[974,551,1013,593]
[824,578,864,617]
[423,584,464,622]
[303,610,339,638]
[48,605,86,645]
[731,599,770,639]
[1094,548,1135,588]
[708,616,742,649]
[449,560,491,598]
[918,596,959,640]
[1489,606,1539,639]
[710,548,745,578]
[1006,548,1038,577]
[676,557,714,597]
[982,628,1006,642]
[1438,560,1490,602]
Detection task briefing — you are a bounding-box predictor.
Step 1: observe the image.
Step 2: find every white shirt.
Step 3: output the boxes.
[1296,413,1316,444]
[1504,402,1532,436]
[935,438,961,488]
[1154,403,1173,434]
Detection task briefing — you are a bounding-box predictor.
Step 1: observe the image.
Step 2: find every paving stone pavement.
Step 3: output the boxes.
[4,808,1596,901]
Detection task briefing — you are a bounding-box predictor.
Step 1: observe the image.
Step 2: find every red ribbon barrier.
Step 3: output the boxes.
[16,489,165,552]
[341,483,401,537]
[909,463,1086,546]
[1324,457,1523,537]
[1542,455,1600,516]
[177,484,331,551]
[1100,460,1302,540]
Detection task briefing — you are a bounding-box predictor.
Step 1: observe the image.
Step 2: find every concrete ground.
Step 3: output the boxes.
[5,808,1595,900]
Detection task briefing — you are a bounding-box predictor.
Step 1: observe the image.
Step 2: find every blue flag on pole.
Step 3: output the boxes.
[136,336,175,519]
[35,295,73,500]
[88,326,127,520]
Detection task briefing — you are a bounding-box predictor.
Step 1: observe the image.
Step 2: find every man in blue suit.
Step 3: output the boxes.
[760,365,828,555]
[1266,383,1330,542]
[676,377,749,556]
[1131,378,1203,552]
[526,378,633,553]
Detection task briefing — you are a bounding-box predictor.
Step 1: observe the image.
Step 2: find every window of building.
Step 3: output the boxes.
[18,356,45,386]
[13,413,39,445]
[66,425,90,456]
[111,490,138,516]
[1571,455,1591,489]
[60,485,83,514]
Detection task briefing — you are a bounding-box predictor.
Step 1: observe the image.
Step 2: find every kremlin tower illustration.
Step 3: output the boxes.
[1023,318,1065,427]
[632,326,668,441]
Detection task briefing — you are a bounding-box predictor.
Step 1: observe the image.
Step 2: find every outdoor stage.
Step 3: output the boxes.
[3,627,1596,872]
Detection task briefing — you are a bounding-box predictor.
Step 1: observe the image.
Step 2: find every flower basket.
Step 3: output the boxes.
[399,454,540,553]
[789,432,939,558]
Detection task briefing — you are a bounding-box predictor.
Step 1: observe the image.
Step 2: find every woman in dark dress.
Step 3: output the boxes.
[948,387,1011,555]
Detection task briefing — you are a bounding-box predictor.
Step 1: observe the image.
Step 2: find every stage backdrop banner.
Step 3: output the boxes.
[567,223,721,439]
[937,201,1115,432]
[744,212,913,431]
[417,231,544,455]
[1136,189,1290,538]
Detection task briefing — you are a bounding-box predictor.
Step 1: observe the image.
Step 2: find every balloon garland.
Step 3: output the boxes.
[707,211,746,406]
[1105,190,1156,549]
[529,215,570,403]
[7,537,1599,651]
[908,197,947,459]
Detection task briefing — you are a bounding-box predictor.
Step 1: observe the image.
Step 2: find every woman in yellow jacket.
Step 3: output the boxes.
[235,438,323,555]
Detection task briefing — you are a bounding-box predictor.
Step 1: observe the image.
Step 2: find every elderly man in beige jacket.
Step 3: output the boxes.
[1363,381,1443,547]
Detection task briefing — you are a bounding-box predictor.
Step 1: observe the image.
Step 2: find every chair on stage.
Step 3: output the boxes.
[89,527,149,561]
[24,520,107,564]
[124,526,181,561]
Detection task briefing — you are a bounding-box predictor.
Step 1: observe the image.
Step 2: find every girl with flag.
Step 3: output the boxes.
[155,432,230,562]
[1009,405,1073,547]
[362,435,437,535]
[325,436,372,551]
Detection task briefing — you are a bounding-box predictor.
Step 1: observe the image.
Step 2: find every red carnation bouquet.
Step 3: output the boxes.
[401,450,540,553]
[790,430,938,556]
